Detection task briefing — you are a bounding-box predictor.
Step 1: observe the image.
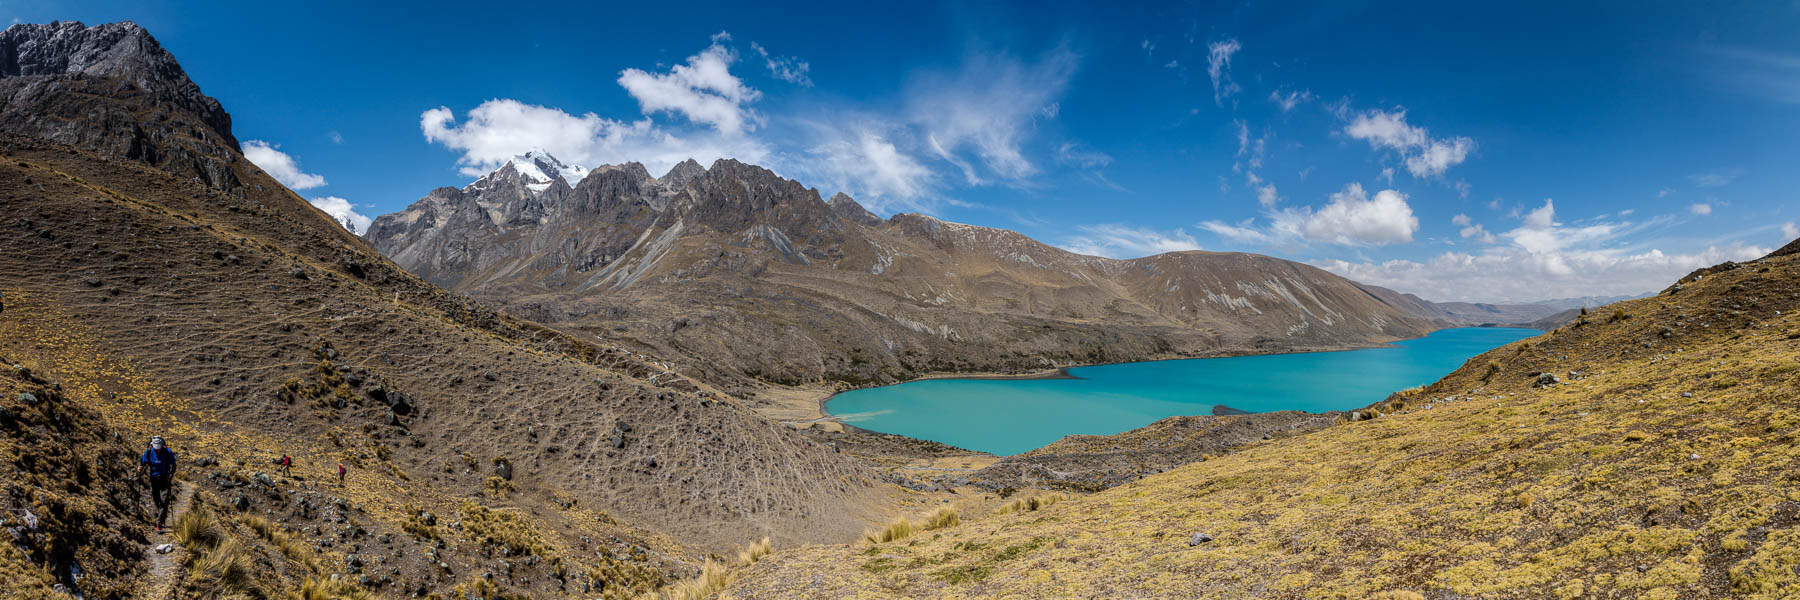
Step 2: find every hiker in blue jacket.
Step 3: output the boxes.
[138,436,177,531]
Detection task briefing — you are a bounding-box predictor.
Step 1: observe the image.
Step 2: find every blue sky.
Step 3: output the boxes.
[14,1,1799,302]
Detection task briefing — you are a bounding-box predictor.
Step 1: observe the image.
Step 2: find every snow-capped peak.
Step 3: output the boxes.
[465,150,591,194]
[508,150,589,192]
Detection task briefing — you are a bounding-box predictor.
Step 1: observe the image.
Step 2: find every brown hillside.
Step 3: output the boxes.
[0,19,897,599]
[726,251,1800,597]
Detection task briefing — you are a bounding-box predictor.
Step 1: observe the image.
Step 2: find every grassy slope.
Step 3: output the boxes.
[727,254,1800,598]
[0,130,892,597]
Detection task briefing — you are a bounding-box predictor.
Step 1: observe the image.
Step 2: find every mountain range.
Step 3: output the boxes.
[366,151,1568,393]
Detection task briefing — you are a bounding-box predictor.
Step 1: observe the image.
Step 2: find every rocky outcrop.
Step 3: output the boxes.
[0,21,242,188]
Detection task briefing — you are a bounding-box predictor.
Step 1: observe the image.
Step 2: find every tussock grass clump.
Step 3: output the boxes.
[995,494,1064,515]
[175,507,222,550]
[736,536,772,565]
[191,538,256,594]
[647,559,729,600]
[864,518,916,544]
[924,508,961,530]
[459,501,549,557]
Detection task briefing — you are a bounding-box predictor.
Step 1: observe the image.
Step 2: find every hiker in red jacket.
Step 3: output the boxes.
[337,463,346,486]
[278,454,292,477]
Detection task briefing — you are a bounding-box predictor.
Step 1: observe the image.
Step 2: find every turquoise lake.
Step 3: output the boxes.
[826,327,1540,455]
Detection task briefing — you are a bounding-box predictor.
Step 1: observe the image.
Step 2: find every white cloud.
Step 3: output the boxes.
[1690,203,1713,216]
[1061,224,1201,258]
[1206,38,1241,106]
[750,41,813,87]
[1256,183,1280,207]
[909,45,1078,184]
[241,140,326,190]
[1657,187,1673,197]
[1317,243,1767,303]
[420,99,769,179]
[617,32,761,136]
[1689,168,1745,187]
[1290,183,1418,245]
[1453,215,1498,244]
[327,131,343,144]
[1783,222,1799,239]
[308,196,370,235]
[1343,109,1474,178]
[1522,198,1557,229]
[1268,88,1315,112]
[1201,182,1418,247]
[1315,204,1769,302]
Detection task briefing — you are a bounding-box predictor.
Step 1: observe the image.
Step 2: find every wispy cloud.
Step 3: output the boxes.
[909,44,1078,185]
[1704,46,1800,104]
[750,41,813,87]
[1061,224,1200,258]
[1206,38,1241,106]
[1688,167,1745,187]
[1268,88,1316,112]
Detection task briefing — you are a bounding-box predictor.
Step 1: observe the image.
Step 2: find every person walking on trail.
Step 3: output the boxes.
[337,462,346,486]
[278,454,292,477]
[138,436,177,532]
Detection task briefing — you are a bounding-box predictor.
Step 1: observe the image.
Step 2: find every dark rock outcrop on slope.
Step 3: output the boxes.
[0,21,242,189]
[369,153,1454,391]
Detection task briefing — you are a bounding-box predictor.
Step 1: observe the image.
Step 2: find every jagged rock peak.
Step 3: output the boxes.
[827,192,882,226]
[660,158,707,186]
[0,20,233,144]
[4,21,166,80]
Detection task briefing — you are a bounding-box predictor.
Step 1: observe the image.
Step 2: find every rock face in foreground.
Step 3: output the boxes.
[369,153,1450,390]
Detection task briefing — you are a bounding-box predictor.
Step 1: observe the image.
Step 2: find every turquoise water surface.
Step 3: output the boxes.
[826,327,1539,455]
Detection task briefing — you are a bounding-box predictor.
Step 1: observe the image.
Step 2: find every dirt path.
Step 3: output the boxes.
[134,482,194,600]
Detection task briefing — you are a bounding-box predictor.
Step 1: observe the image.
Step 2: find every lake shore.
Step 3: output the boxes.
[754,335,1424,431]
[816,327,1541,455]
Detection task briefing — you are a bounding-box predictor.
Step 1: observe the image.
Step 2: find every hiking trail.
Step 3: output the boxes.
[134,481,193,600]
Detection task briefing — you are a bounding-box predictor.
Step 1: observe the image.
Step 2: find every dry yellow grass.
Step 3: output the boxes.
[864,518,917,544]
[922,508,960,531]
[727,255,1800,598]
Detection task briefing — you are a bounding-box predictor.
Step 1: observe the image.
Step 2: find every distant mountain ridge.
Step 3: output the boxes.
[369,151,1455,389]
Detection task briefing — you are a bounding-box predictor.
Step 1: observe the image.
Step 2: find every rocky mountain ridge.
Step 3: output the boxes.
[369,152,1454,390]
